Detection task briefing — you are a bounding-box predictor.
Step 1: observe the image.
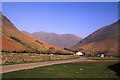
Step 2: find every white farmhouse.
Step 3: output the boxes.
[101,54,104,57]
[50,54,53,56]
[76,52,83,56]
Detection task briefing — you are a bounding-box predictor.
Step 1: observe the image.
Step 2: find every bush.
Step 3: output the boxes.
[10,36,21,43]
[35,40,43,45]
[46,47,56,54]
[12,50,17,53]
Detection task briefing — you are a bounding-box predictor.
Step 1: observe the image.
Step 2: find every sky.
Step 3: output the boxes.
[2,2,118,38]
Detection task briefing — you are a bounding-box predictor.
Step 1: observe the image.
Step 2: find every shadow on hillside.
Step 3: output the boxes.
[108,62,120,76]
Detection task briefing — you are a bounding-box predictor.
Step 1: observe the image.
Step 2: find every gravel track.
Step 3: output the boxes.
[0,57,119,73]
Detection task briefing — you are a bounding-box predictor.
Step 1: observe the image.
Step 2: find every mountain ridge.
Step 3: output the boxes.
[22,31,82,48]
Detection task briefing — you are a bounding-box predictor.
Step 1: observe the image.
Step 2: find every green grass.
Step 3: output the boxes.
[2,62,119,78]
[86,57,120,60]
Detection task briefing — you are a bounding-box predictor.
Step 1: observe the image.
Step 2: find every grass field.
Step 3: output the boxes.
[86,57,120,60]
[2,62,119,78]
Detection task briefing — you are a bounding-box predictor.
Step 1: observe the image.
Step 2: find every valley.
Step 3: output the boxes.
[1,2,120,78]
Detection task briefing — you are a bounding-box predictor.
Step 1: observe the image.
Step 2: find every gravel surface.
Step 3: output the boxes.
[0,57,120,73]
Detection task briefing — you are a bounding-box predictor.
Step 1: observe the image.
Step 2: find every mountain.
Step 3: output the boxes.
[22,31,82,48]
[72,20,120,53]
[1,12,73,54]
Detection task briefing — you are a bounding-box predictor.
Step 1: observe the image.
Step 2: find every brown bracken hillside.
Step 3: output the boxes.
[72,20,120,53]
[1,12,73,54]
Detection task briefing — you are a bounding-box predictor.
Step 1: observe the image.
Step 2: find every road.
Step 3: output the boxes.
[0,57,119,73]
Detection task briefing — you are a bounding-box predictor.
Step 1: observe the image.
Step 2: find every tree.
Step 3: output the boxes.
[12,50,17,53]
[47,47,56,54]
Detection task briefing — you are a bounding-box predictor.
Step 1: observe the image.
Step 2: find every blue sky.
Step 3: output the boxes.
[2,2,118,38]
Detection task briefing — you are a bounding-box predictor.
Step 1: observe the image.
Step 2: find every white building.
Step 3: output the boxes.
[101,54,104,57]
[50,54,53,55]
[76,52,83,56]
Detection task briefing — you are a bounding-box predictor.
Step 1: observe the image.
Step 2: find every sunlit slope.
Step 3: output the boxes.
[1,13,72,54]
[72,20,119,53]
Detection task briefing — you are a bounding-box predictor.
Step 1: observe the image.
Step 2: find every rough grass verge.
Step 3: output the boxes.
[1,53,79,65]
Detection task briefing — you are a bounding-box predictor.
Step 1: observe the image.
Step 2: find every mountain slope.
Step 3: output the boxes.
[1,12,73,54]
[22,31,82,48]
[72,20,119,53]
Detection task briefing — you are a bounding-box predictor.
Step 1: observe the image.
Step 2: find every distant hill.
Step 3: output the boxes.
[1,12,73,54]
[22,31,82,48]
[72,20,120,53]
